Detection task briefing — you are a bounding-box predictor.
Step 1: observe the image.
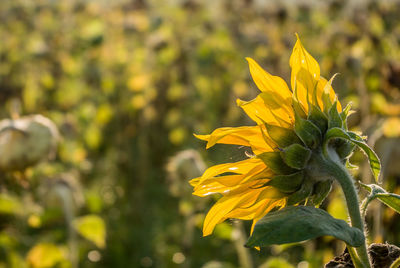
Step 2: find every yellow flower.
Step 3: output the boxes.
[191,35,345,237]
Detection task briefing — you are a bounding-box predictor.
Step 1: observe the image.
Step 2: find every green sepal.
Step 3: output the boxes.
[257,152,297,175]
[321,74,337,114]
[287,179,313,206]
[333,139,356,160]
[311,179,333,207]
[280,144,311,170]
[308,104,328,133]
[294,112,322,149]
[360,183,400,214]
[245,206,364,248]
[292,83,307,118]
[328,101,343,129]
[324,128,381,182]
[340,103,352,119]
[265,171,304,194]
[265,124,302,148]
[340,102,352,130]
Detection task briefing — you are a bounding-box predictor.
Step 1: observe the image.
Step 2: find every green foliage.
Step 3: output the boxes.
[0,194,22,215]
[72,215,106,249]
[246,206,364,248]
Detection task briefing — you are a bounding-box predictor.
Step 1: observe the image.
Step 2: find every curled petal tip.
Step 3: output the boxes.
[245,57,255,63]
[193,133,208,140]
[236,98,245,106]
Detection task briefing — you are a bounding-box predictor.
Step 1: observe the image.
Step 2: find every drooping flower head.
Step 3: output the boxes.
[191,35,353,236]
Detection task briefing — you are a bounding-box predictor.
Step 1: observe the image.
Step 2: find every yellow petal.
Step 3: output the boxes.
[246,57,292,101]
[196,167,272,190]
[237,95,292,128]
[195,160,272,192]
[193,181,233,197]
[290,34,320,113]
[193,177,270,197]
[203,188,262,236]
[196,158,266,186]
[225,197,268,220]
[255,198,286,220]
[258,92,294,127]
[189,177,200,187]
[249,198,285,235]
[194,126,273,154]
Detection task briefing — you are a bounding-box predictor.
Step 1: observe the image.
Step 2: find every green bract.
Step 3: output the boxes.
[255,91,381,209]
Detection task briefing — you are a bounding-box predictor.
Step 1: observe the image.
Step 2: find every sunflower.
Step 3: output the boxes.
[191,34,353,237]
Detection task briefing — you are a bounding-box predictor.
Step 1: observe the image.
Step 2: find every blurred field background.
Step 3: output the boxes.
[1,0,400,267]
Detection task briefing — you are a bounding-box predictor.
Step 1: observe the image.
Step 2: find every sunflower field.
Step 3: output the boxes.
[0,0,400,267]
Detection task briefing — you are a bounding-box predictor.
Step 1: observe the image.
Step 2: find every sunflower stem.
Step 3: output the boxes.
[316,152,371,268]
[347,245,365,268]
[390,255,400,268]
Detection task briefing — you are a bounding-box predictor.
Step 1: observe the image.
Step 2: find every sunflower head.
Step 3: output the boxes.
[191,34,356,237]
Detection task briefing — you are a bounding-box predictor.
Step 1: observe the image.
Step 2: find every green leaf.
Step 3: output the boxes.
[312,180,333,206]
[266,171,304,194]
[265,124,301,148]
[280,144,311,169]
[324,128,381,182]
[375,194,400,214]
[294,113,322,149]
[245,206,364,248]
[258,152,296,175]
[347,131,381,182]
[287,179,314,205]
[308,105,328,133]
[360,183,400,214]
[328,101,343,129]
[72,215,106,248]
